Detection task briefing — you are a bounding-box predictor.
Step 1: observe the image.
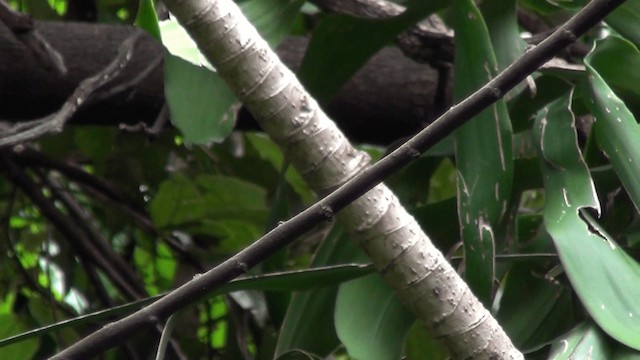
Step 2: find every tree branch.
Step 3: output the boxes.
[0,21,440,145]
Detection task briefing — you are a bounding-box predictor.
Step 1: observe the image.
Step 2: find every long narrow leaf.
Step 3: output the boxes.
[453,0,514,304]
[583,36,640,211]
[534,91,640,351]
[0,264,371,349]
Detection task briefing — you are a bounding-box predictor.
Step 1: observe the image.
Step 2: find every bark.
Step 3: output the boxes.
[0,20,440,145]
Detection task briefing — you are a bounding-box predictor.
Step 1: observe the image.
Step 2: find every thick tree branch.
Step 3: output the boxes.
[0,21,440,145]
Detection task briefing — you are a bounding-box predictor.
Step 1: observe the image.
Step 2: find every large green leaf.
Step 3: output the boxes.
[299,0,448,103]
[164,54,238,145]
[453,0,514,305]
[134,0,161,40]
[404,322,447,360]
[160,0,302,144]
[335,274,415,360]
[534,91,640,350]
[498,263,574,350]
[151,174,268,227]
[583,36,640,211]
[548,323,612,359]
[150,174,268,250]
[275,226,366,357]
[606,1,640,50]
[480,0,526,76]
[239,0,304,47]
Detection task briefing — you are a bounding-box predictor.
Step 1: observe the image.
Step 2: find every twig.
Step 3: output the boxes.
[90,55,163,104]
[39,171,148,299]
[1,188,77,318]
[0,33,141,148]
[14,148,202,270]
[119,102,170,137]
[50,0,626,358]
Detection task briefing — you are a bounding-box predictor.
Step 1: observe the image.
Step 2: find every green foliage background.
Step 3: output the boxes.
[2,0,640,359]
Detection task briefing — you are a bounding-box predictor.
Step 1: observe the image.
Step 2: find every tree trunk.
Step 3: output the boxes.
[162,0,522,358]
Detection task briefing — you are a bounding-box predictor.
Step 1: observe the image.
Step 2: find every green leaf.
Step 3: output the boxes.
[275,226,366,357]
[134,232,177,295]
[583,36,640,211]
[239,0,304,47]
[245,133,314,204]
[509,75,572,133]
[0,314,40,359]
[404,322,448,360]
[134,0,161,41]
[150,174,268,228]
[160,19,213,68]
[299,0,448,103]
[160,0,302,145]
[606,1,640,50]
[614,346,640,360]
[548,323,612,359]
[335,274,415,360]
[164,55,238,145]
[150,174,268,250]
[453,0,513,305]
[412,198,459,252]
[498,263,574,350]
[480,0,526,73]
[534,91,640,351]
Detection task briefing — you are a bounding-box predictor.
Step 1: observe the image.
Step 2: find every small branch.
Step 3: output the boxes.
[119,102,170,137]
[89,55,163,104]
[0,151,144,301]
[14,148,203,271]
[1,188,77,318]
[0,33,141,148]
[39,171,148,299]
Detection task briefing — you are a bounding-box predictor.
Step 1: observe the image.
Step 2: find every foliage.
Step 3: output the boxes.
[1,0,640,359]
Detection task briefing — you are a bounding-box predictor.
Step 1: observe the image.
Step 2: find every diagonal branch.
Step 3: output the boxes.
[0,151,147,300]
[51,0,626,358]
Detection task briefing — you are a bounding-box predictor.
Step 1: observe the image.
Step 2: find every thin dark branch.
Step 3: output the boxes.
[38,171,148,298]
[89,55,163,104]
[0,151,144,301]
[0,33,140,147]
[51,0,626,358]
[119,102,170,137]
[15,148,203,271]
[2,188,77,319]
[15,148,147,217]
